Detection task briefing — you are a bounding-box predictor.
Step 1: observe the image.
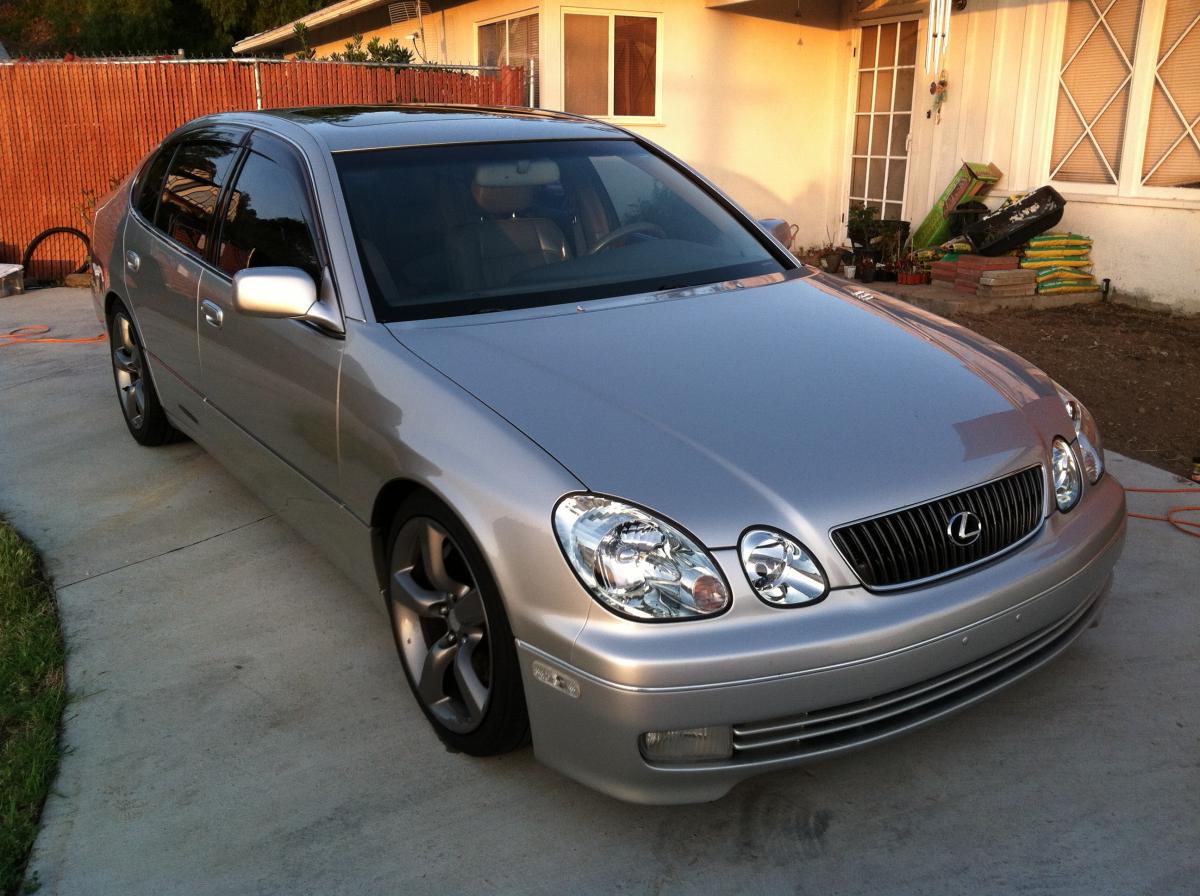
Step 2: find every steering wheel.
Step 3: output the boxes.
[588,221,667,255]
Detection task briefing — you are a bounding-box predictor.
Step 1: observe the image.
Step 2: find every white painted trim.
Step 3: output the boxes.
[1056,190,1200,210]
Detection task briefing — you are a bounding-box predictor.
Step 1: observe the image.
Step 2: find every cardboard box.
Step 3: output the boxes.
[912,162,1004,249]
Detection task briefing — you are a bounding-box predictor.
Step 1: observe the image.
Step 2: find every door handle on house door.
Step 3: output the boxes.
[124,250,140,273]
[200,298,224,329]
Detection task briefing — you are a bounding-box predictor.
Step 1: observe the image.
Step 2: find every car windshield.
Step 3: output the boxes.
[333,139,789,321]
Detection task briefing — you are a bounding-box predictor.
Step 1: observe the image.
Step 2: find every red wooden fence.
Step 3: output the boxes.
[0,59,525,279]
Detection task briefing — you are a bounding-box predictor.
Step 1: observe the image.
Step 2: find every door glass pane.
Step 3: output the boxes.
[890,114,911,156]
[870,114,890,156]
[860,26,878,68]
[478,21,504,68]
[217,150,320,280]
[564,14,609,115]
[895,68,915,112]
[857,71,874,109]
[850,158,867,197]
[868,158,886,197]
[155,140,240,255]
[614,16,656,116]
[887,160,907,201]
[854,115,871,154]
[878,23,898,66]
[898,20,918,65]
[874,69,894,111]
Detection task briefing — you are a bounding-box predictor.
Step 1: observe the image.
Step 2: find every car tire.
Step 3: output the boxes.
[385,491,529,756]
[107,300,181,447]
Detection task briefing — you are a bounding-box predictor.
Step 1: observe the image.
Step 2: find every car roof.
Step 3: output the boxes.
[190,105,630,153]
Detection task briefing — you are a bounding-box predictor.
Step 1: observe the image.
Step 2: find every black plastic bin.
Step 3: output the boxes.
[965,186,1066,256]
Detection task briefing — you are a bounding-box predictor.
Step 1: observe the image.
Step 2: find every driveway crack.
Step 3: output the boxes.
[56,513,276,590]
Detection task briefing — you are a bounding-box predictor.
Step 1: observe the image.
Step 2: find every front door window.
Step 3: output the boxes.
[850,20,919,220]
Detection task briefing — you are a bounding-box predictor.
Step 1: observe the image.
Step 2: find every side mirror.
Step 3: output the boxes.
[232,266,343,335]
[757,218,795,252]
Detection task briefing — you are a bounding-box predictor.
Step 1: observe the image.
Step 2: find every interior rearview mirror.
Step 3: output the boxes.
[232,267,343,335]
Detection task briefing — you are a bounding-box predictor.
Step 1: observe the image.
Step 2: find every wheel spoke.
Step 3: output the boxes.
[417,639,457,706]
[132,380,144,414]
[113,348,138,374]
[452,589,485,630]
[391,569,447,618]
[117,316,136,353]
[454,634,488,724]
[420,523,466,596]
[121,384,139,420]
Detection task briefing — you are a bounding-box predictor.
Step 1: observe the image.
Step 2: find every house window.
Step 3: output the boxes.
[1051,0,1199,194]
[563,11,660,119]
[479,11,539,106]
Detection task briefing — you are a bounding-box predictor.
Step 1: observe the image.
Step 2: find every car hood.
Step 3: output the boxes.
[387,274,1068,576]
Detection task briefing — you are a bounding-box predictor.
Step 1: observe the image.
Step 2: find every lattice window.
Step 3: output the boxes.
[1051,0,1144,184]
[1142,1,1200,188]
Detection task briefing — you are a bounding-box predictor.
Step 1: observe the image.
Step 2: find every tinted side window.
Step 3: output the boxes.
[135,145,175,222]
[154,140,240,256]
[216,146,321,281]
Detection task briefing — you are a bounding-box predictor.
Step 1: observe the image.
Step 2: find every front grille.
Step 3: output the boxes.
[731,588,1100,761]
[831,465,1045,590]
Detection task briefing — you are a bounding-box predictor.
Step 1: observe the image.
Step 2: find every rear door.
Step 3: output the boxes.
[122,127,245,396]
[197,130,343,497]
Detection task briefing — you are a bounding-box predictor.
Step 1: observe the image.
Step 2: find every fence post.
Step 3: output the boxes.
[253,60,262,110]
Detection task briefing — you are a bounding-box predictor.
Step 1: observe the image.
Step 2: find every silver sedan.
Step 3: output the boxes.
[90,106,1125,804]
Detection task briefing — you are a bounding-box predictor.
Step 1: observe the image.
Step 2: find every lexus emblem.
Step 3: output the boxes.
[946,510,983,546]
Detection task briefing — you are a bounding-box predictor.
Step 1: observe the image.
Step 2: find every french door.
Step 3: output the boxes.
[849,20,919,221]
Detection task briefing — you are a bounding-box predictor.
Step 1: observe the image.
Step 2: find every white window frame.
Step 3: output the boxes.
[560,7,664,125]
[1043,0,1200,205]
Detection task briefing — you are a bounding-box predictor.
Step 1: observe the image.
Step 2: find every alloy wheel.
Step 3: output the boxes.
[389,517,493,734]
[111,312,146,429]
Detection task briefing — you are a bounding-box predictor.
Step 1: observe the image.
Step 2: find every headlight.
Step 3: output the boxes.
[1051,436,1082,512]
[1056,386,1104,484]
[553,494,730,621]
[739,529,828,606]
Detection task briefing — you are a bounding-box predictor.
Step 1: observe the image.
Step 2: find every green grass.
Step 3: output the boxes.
[0,520,66,896]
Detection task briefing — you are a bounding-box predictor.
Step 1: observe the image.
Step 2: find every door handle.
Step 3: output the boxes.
[200,298,224,329]
[124,250,140,273]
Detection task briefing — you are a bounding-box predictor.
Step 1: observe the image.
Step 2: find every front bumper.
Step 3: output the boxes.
[518,473,1126,804]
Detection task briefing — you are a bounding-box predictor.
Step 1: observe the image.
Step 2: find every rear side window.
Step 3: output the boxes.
[134,146,174,222]
[154,140,241,256]
[215,140,321,281]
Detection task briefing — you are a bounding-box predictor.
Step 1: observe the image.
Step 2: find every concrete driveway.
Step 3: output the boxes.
[2,288,1197,895]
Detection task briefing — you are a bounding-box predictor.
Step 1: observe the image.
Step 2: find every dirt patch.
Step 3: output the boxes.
[956,302,1200,480]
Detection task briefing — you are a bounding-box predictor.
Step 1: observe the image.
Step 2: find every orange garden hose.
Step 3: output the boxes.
[0,325,107,345]
[3,323,1199,539]
[1124,487,1200,539]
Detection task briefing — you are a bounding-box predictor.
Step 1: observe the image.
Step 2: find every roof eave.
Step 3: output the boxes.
[233,0,389,54]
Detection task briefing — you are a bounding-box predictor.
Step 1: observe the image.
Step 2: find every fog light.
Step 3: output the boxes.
[640,726,733,762]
